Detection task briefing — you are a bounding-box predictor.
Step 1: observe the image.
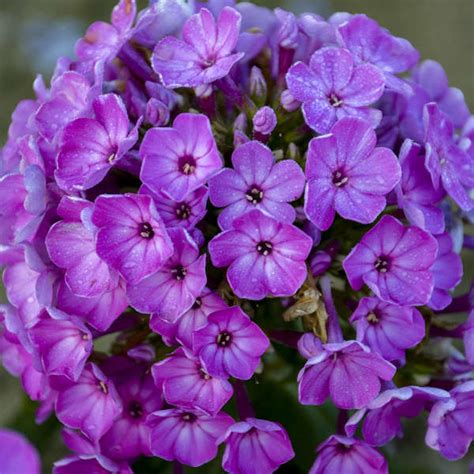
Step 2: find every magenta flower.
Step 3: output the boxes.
[55,363,122,442]
[28,313,92,382]
[56,94,139,192]
[152,7,244,88]
[221,418,295,474]
[140,184,208,231]
[428,232,463,311]
[395,139,445,234]
[91,193,173,284]
[152,287,228,349]
[140,113,222,201]
[426,381,474,460]
[304,117,400,230]
[286,46,384,133]
[152,348,233,415]
[350,297,425,361]
[346,386,450,447]
[193,306,269,380]
[209,210,312,300]
[0,429,41,474]
[298,339,395,409]
[424,102,474,211]
[310,435,388,474]
[147,408,234,467]
[127,227,207,322]
[337,14,419,92]
[343,215,438,306]
[54,455,132,474]
[209,140,305,230]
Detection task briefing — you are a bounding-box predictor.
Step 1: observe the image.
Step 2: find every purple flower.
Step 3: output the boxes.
[55,363,122,442]
[152,348,233,415]
[56,94,139,192]
[346,386,450,447]
[298,339,395,409]
[53,455,132,474]
[152,7,244,88]
[424,102,474,211]
[221,418,295,473]
[428,232,463,311]
[209,210,312,300]
[343,215,438,306]
[209,141,305,230]
[252,106,277,138]
[286,46,384,133]
[395,139,445,234]
[147,408,234,467]
[350,297,425,361]
[91,193,173,284]
[304,117,400,230]
[310,435,388,474]
[127,227,206,322]
[0,429,41,474]
[152,287,228,348]
[426,381,474,460]
[140,184,208,231]
[140,113,222,201]
[337,14,419,92]
[28,313,92,382]
[193,306,269,380]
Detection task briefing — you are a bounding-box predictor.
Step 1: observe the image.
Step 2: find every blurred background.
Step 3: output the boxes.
[0,0,473,472]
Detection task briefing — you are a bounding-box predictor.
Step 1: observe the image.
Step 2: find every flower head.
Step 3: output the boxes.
[0,429,41,474]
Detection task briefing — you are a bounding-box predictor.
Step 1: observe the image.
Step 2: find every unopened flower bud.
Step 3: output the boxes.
[145,98,170,126]
[249,66,267,104]
[280,89,300,112]
[253,106,277,141]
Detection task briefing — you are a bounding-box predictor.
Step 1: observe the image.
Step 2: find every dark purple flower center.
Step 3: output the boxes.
[182,412,197,423]
[332,170,349,187]
[128,400,143,419]
[199,368,212,380]
[98,381,109,394]
[139,222,155,239]
[175,203,191,220]
[246,186,264,204]
[216,331,232,347]
[328,93,343,107]
[367,311,380,324]
[179,155,197,175]
[81,332,90,341]
[192,297,202,310]
[171,265,187,280]
[256,241,273,256]
[374,255,391,273]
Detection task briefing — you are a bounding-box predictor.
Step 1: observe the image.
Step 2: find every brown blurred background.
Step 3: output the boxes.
[0,0,473,472]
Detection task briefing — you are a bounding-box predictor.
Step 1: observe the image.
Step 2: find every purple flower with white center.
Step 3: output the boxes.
[140,113,222,201]
[127,227,206,322]
[0,429,41,474]
[337,14,419,92]
[350,297,425,362]
[424,102,474,211]
[304,117,400,230]
[99,361,162,460]
[28,312,92,382]
[55,94,139,192]
[426,381,474,460]
[298,338,395,409]
[286,46,384,133]
[55,363,122,442]
[140,184,208,230]
[152,348,233,416]
[395,139,445,234]
[209,210,312,300]
[152,7,244,88]
[193,306,269,380]
[152,287,228,348]
[54,455,132,474]
[147,408,234,467]
[343,215,438,306]
[220,418,295,474]
[91,193,173,284]
[310,435,388,474]
[209,141,305,230]
[345,386,450,447]
[428,232,463,311]
[252,106,277,139]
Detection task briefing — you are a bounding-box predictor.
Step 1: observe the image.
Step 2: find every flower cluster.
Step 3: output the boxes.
[0,1,473,473]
